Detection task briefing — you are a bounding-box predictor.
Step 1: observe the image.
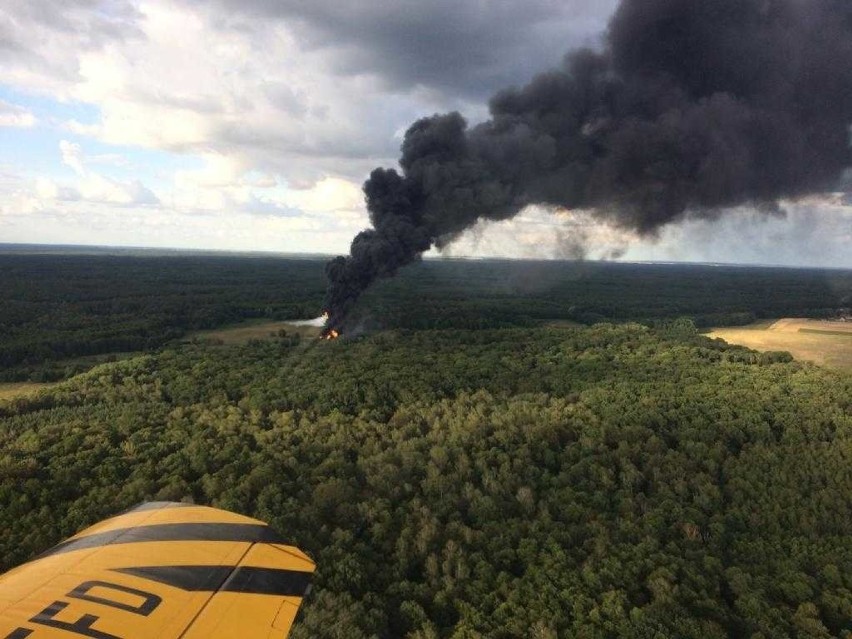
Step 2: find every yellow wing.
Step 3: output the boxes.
[0,502,315,639]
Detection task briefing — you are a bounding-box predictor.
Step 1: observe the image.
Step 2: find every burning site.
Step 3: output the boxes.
[323,0,852,335]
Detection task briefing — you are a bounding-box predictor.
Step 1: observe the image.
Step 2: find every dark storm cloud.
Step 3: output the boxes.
[193,0,617,99]
[323,0,852,331]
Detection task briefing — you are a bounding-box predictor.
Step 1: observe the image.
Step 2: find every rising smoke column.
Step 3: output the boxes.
[324,0,852,330]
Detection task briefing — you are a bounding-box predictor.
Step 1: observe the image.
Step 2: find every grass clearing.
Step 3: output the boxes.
[726,318,778,330]
[188,319,324,345]
[708,318,852,371]
[0,382,59,400]
[798,328,852,337]
[545,319,586,329]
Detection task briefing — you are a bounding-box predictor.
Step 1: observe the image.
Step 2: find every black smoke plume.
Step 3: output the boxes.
[324,0,852,331]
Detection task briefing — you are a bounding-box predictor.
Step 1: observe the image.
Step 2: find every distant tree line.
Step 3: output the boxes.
[0,254,326,381]
[349,260,851,332]
[1,254,850,381]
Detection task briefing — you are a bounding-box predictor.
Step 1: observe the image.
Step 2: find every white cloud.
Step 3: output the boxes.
[35,177,81,202]
[0,169,365,252]
[50,140,160,206]
[60,140,86,175]
[175,154,247,189]
[619,202,852,268]
[50,0,410,180]
[440,202,852,268]
[443,206,634,260]
[0,100,37,128]
[284,177,363,213]
[0,168,45,217]
[78,173,158,205]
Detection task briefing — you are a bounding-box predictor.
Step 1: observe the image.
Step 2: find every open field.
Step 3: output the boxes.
[708,318,852,370]
[188,319,324,344]
[0,382,58,400]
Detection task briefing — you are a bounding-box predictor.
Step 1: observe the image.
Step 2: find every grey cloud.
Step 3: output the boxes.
[0,0,144,81]
[193,0,618,99]
[6,0,143,41]
[262,81,309,118]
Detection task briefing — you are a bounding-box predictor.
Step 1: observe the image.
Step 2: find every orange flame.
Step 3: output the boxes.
[319,311,339,340]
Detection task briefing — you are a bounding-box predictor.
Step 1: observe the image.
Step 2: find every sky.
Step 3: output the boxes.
[0,0,849,267]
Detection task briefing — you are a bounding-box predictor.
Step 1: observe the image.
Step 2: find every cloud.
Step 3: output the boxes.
[0,160,367,252]
[81,174,159,205]
[199,0,618,99]
[52,140,160,205]
[0,0,847,267]
[0,0,144,94]
[0,167,46,216]
[35,177,81,202]
[0,100,37,127]
[621,202,852,268]
[284,177,363,213]
[174,154,248,189]
[0,0,617,185]
[41,173,159,207]
[60,140,85,175]
[443,206,635,261]
[441,201,852,268]
[170,155,363,219]
[48,0,418,182]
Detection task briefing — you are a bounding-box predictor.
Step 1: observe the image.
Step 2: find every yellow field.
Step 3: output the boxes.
[0,382,58,400]
[708,319,852,370]
[189,319,324,345]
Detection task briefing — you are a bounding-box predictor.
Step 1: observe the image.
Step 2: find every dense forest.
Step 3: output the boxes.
[1,250,851,636]
[357,260,852,331]
[1,319,851,637]
[0,251,326,381]
[1,249,850,381]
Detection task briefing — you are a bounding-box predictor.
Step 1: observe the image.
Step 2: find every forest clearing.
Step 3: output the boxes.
[708,318,852,370]
[189,319,323,344]
[0,382,56,400]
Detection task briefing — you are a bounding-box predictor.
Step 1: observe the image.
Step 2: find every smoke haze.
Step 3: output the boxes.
[324,0,852,329]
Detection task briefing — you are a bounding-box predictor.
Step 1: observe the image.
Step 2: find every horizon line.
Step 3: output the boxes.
[0,241,849,271]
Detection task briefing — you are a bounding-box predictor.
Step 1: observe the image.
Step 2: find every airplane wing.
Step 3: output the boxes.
[0,502,315,639]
